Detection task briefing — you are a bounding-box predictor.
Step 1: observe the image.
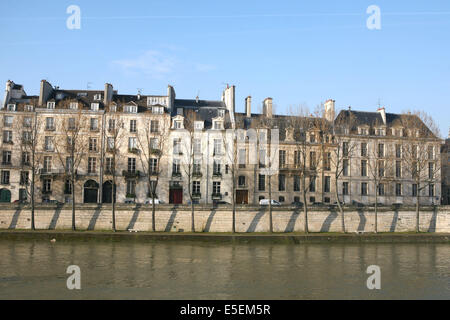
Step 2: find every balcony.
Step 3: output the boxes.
[1,161,12,166]
[172,172,182,178]
[45,126,55,132]
[122,170,140,179]
[39,168,64,175]
[212,172,222,178]
[212,193,222,200]
[129,148,140,155]
[192,192,201,199]
[150,149,161,156]
[150,170,159,176]
[193,172,202,178]
[2,140,13,145]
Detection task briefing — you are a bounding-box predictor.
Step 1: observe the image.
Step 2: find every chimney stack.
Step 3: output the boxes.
[263,97,273,118]
[39,80,53,107]
[324,99,335,122]
[377,107,386,125]
[245,96,252,117]
[104,83,114,105]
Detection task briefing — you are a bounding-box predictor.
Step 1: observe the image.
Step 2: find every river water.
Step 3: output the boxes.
[0,239,449,299]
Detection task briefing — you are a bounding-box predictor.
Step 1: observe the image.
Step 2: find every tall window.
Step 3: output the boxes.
[429,184,435,197]
[361,143,367,157]
[310,152,316,169]
[127,181,136,196]
[150,120,159,133]
[324,152,331,171]
[342,182,349,195]
[378,143,385,158]
[238,176,246,187]
[129,137,137,150]
[68,118,76,130]
[3,116,13,127]
[294,151,301,168]
[279,150,286,168]
[43,156,52,173]
[378,183,385,196]
[213,139,222,155]
[2,151,11,165]
[395,144,402,158]
[20,171,29,185]
[90,118,99,131]
[192,181,201,194]
[172,159,180,174]
[108,119,115,131]
[309,176,316,192]
[427,146,434,160]
[378,160,385,177]
[130,120,137,133]
[173,138,181,155]
[150,158,158,174]
[361,182,368,196]
[396,183,402,196]
[412,184,418,197]
[193,159,201,174]
[43,179,52,192]
[259,149,266,168]
[46,117,55,130]
[293,175,300,192]
[66,157,73,172]
[213,181,221,194]
[193,139,201,154]
[343,142,349,157]
[258,174,265,191]
[1,171,10,185]
[44,136,54,151]
[278,174,286,191]
[89,138,98,152]
[428,162,434,179]
[88,157,97,174]
[396,161,402,178]
[361,160,367,177]
[128,158,136,173]
[324,176,331,193]
[343,159,349,176]
[239,149,246,168]
[213,160,221,175]
[3,131,12,143]
[22,152,30,165]
[105,158,114,173]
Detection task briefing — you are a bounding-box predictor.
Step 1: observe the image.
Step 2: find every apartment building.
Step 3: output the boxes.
[1,79,443,206]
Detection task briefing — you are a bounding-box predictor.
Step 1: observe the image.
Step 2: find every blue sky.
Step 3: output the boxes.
[1,0,449,137]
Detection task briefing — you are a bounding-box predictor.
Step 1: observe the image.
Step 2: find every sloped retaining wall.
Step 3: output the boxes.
[0,204,449,233]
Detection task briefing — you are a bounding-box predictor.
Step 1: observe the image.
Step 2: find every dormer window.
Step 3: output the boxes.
[7,104,16,111]
[177,108,183,116]
[152,106,163,114]
[194,121,204,130]
[174,120,182,129]
[375,128,385,136]
[69,102,78,110]
[359,127,368,135]
[213,121,223,130]
[94,94,102,101]
[124,105,137,113]
[24,105,33,112]
[91,103,99,111]
[47,102,55,109]
[110,105,117,112]
[218,109,225,117]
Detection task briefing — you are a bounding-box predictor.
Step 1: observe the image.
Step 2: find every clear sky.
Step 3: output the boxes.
[1,0,449,137]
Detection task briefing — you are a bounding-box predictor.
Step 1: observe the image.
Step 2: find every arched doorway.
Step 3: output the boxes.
[83,180,99,203]
[102,181,116,203]
[0,189,11,203]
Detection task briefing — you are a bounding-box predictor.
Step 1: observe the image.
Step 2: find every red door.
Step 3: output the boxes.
[170,189,183,204]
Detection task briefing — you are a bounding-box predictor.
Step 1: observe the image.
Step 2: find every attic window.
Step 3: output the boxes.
[177,108,183,116]
[152,106,163,114]
[47,102,55,109]
[91,103,99,111]
[7,104,16,111]
[56,93,64,100]
[94,94,102,101]
[124,105,137,113]
[213,120,223,130]
[359,127,368,135]
[24,105,33,112]
[69,102,78,110]
[218,109,225,117]
[195,121,204,130]
[77,93,87,97]
[110,105,117,112]
[174,120,182,129]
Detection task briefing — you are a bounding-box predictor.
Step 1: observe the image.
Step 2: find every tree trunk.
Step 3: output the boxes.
[191,202,195,232]
[31,170,35,230]
[151,193,156,232]
[374,187,378,233]
[112,174,116,232]
[416,183,420,233]
[71,179,76,231]
[335,177,345,233]
[268,175,273,233]
[302,175,308,233]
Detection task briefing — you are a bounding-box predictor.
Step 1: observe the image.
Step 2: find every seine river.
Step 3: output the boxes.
[0,239,449,299]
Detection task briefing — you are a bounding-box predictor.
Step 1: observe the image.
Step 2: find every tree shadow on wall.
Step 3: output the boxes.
[284,207,300,233]
[164,205,178,232]
[127,204,142,230]
[428,205,438,232]
[246,207,266,233]
[49,203,64,230]
[320,208,338,232]
[87,204,103,230]
[8,207,23,229]
[204,207,217,232]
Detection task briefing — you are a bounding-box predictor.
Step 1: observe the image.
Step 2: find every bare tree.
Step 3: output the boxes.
[332,112,357,233]
[136,115,168,232]
[401,111,441,232]
[181,110,198,232]
[18,108,42,230]
[54,109,89,231]
[103,112,125,232]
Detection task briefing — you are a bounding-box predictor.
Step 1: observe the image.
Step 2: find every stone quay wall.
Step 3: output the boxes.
[0,204,449,233]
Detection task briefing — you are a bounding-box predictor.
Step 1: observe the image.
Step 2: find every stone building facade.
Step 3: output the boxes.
[1,79,443,206]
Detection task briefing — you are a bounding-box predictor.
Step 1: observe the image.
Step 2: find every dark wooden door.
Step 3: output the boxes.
[169,189,183,204]
[236,190,248,204]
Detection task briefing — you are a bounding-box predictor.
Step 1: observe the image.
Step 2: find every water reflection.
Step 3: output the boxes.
[0,240,449,299]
